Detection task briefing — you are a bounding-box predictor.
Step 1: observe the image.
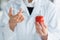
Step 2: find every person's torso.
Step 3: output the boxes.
[8,0,49,40]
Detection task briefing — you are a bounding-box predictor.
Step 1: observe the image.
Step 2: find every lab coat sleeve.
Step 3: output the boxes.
[1,0,17,40]
[47,1,60,40]
[0,27,3,40]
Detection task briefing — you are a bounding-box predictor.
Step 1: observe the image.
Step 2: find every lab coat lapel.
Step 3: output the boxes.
[14,0,30,16]
[20,1,30,17]
[26,0,42,34]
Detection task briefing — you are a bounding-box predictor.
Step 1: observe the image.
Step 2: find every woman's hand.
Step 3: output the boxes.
[35,22,48,40]
[8,7,24,31]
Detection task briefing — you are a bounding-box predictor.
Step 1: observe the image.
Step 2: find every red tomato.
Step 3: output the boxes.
[35,16,44,23]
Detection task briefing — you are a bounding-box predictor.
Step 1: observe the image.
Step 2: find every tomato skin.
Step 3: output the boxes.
[35,16,44,23]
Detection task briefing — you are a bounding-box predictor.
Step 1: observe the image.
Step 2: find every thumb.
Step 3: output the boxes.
[14,9,23,17]
[8,7,13,17]
[18,8,23,16]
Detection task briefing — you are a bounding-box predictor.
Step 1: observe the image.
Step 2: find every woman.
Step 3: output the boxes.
[1,0,58,40]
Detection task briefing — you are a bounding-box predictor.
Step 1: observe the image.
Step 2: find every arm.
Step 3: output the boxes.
[1,1,17,40]
[2,1,24,40]
[8,8,24,31]
[46,1,60,40]
[35,1,57,40]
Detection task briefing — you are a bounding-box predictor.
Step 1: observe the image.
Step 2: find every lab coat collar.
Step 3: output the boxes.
[22,0,42,16]
[13,0,42,18]
[20,0,42,22]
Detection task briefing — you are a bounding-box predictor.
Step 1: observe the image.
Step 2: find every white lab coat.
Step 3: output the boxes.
[0,27,3,40]
[1,0,59,40]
